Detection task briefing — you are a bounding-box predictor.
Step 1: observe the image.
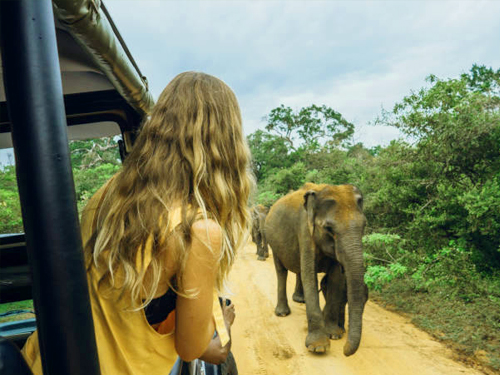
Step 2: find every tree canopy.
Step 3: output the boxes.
[264,104,354,153]
[250,65,500,273]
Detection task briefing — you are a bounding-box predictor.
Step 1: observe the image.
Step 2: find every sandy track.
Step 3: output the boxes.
[228,242,486,375]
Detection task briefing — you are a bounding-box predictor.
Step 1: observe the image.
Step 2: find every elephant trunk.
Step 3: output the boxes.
[341,240,366,357]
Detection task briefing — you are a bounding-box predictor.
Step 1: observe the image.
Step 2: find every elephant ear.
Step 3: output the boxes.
[303,190,317,237]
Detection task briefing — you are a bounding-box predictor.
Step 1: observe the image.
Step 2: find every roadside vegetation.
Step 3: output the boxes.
[248,65,500,372]
[0,136,121,233]
[0,64,499,371]
[0,300,34,323]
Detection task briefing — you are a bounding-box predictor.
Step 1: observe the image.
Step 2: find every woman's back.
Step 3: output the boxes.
[23,71,253,374]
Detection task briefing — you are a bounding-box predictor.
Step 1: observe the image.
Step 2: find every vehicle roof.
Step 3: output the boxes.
[0,0,153,148]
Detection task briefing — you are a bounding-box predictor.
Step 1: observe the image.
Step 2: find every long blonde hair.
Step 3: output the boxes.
[87,72,254,309]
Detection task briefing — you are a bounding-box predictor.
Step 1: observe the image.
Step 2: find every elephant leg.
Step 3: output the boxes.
[273,255,290,317]
[262,235,269,259]
[323,263,347,340]
[292,273,305,303]
[260,222,269,259]
[251,225,258,246]
[254,231,260,254]
[300,249,330,353]
[256,234,266,261]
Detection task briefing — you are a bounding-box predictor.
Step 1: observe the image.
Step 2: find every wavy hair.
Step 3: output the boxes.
[87,72,254,309]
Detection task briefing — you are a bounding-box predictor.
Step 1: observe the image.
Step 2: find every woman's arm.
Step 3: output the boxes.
[174,219,222,362]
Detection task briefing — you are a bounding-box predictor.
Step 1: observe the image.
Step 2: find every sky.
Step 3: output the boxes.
[104,0,500,147]
[1,0,499,166]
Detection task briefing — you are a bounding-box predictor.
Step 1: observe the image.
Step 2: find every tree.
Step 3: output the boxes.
[247,130,296,181]
[69,138,121,212]
[383,65,500,184]
[376,65,500,269]
[70,137,120,170]
[0,138,122,233]
[264,104,354,153]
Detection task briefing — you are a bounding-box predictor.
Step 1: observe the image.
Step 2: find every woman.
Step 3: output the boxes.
[22,72,254,374]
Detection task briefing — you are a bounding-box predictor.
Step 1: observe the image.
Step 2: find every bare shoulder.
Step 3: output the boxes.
[191,218,223,258]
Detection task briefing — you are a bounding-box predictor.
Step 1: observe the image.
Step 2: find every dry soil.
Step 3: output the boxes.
[228,241,488,375]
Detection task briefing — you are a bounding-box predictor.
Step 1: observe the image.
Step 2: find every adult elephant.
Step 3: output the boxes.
[265,183,368,356]
[251,204,269,260]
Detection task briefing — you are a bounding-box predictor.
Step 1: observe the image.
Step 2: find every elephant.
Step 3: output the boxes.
[265,183,368,356]
[251,204,269,260]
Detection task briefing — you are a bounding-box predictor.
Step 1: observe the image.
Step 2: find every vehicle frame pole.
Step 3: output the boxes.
[0,1,101,374]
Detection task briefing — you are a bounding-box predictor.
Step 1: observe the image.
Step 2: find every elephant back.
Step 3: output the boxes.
[267,182,325,217]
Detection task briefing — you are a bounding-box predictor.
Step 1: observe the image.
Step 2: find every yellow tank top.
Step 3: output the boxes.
[22,177,229,374]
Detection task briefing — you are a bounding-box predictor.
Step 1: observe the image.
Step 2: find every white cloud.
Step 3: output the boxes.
[105,0,500,147]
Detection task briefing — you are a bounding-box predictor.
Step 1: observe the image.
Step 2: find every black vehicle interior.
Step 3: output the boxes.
[0,67,143,351]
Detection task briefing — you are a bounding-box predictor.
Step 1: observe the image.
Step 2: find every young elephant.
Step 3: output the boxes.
[265,183,368,356]
[251,204,269,260]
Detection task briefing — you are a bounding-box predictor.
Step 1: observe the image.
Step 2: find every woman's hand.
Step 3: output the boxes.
[200,300,235,365]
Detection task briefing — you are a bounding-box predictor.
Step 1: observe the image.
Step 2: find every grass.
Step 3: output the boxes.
[370,276,500,374]
[0,300,34,323]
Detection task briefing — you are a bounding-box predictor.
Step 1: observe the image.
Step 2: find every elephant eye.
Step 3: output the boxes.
[324,225,335,235]
[357,197,363,209]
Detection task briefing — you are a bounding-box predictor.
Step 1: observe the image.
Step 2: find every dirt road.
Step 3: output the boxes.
[228,241,486,375]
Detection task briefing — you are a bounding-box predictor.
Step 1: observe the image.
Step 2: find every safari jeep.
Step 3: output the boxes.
[0,0,151,373]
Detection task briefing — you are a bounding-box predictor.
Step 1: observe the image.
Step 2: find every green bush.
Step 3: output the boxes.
[363,233,406,265]
[73,163,120,213]
[267,162,307,195]
[365,263,408,291]
[0,165,22,234]
[256,190,281,207]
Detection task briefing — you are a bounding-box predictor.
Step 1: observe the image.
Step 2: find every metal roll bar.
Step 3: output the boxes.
[0,0,101,373]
